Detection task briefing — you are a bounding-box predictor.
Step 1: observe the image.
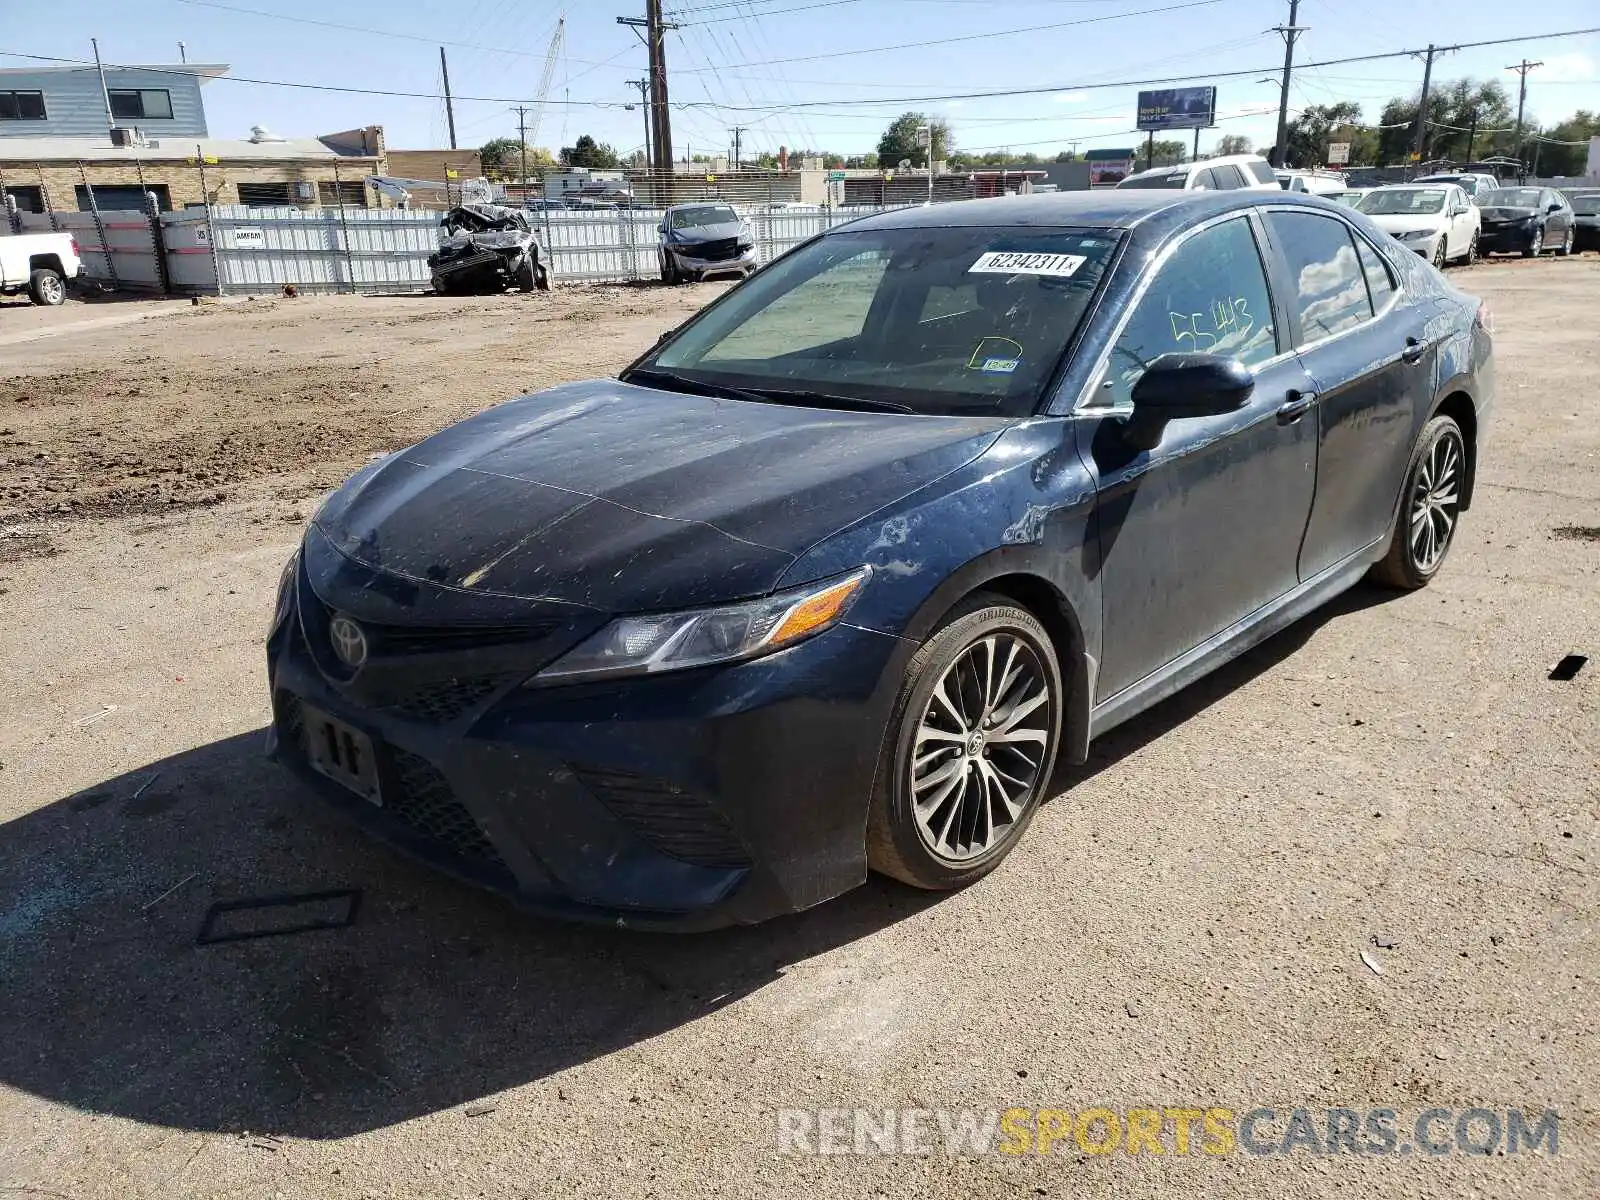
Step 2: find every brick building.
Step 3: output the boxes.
[1,61,388,213]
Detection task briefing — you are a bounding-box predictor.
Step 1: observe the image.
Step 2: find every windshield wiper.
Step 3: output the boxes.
[626,369,914,414]
[742,387,915,414]
[624,367,769,404]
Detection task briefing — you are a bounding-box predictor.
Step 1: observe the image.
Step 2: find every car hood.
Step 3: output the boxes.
[667,220,744,244]
[1478,206,1538,222]
[1364,213,1446,235]
[312,379,1005,612]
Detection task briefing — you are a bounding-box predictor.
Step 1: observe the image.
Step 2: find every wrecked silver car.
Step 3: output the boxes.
[428,205,551,295]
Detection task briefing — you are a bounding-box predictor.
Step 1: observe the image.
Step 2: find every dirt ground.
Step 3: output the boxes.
[0,259,1596,1199]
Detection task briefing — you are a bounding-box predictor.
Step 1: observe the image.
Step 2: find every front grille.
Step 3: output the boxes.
[317,607,558,656]
[387,747,511,875]
[384,675,513,722]
[573,765,750,868]
[692,237,743,262]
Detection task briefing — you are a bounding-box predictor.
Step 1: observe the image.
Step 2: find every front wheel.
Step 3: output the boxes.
[1432,238,1447,269]
[1523,226,1544,257]
[1369,414,1466,590]
[28,268,66,306]
[1464,233,1480,265]
[867,596,1063,890]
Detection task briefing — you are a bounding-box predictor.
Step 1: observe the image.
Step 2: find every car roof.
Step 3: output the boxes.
[1367,182,1456,191]
[833,189,1334,233]
[666,201,736,210]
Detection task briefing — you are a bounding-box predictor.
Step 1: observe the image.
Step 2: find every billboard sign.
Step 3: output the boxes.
[1326,141,1351,166]
[1086,148,1136,187]
[1136,86,1217,132]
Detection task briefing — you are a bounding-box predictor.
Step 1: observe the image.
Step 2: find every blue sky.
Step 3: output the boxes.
[5,0,1597,159]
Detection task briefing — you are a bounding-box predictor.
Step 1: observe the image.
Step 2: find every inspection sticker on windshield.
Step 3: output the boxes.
[968,251,1087,277]
[979,357,1020,374]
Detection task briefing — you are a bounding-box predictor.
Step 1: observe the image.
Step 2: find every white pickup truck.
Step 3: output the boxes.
[0,231,83,306]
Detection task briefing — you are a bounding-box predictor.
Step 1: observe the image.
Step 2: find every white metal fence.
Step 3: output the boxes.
[8,201,908,296]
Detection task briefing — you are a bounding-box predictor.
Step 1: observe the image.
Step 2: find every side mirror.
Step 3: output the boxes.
[1124,353,1255,450]
[1547,201,1562,213]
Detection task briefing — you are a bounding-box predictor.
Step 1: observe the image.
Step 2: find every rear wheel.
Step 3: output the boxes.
[867,596,1063,890]
[1555,226,1575,257]
[1523,226,1544,257]
[28,268,66,306]
[1370,414,1466,590]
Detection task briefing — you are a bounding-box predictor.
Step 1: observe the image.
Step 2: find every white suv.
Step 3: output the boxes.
[1115,154,1280,192]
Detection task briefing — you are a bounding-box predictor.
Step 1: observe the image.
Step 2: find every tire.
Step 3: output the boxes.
[1464,232,1480,265]
[1555,226,1574,257]
[534,264,550,292]
[431,273,454,296]
[1369,414,1467,590]
[1431,238,1447,269]
[866,595,1064,890]
[28,268,66,306]
[1523,226,1544,257]
[514,258,536,293]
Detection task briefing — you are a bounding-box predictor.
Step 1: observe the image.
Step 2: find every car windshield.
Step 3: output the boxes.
[671,205,739,229]
[1357,189,1447,215]
[1118,172,1187,189]
[1482,188,1542,207]
[633,226,1118,417]
[1573,196,1600,215]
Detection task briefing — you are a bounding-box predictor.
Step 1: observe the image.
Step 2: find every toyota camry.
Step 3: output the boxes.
[267,190,1493,929]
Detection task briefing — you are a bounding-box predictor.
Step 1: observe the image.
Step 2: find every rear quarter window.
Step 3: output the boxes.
[1246,160,1278,185]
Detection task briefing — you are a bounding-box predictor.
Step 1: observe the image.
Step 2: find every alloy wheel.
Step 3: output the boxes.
[1530,227,1544,256]
[39,274,65,304]
[909,633,1052,862]
[1432,239,1447,269]
[1409,427,1463,573]
[1467,234,1480,265]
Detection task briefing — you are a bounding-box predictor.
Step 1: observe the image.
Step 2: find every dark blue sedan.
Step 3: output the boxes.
[267,190,1494,928]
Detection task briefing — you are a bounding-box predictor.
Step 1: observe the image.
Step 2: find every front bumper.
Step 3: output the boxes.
[1396,231,1442,259]
[1478,222,1539,253]
[266,535,908,929]
[665,245,758,279]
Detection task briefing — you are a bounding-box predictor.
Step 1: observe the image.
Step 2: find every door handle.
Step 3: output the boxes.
[1277,389,1316,424]
[1401,336,1428,364]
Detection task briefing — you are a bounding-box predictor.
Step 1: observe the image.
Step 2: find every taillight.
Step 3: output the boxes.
[1475,300,1493,334]
[70,235,80,258]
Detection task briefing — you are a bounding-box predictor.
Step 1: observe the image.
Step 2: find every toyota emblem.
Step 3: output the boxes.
[328,614,368,669]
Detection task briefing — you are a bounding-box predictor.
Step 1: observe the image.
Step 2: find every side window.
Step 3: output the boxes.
[1264,211,1374,342]
[1353,235,1396,313]
[1245,160,1278,185]
[1190,168,1217,191]
[1212,165,1247,190]
[1101,217,1279,406]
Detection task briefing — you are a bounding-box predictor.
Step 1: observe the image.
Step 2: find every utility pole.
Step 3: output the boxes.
[730,125,746,169]
[1410,43,1439,169]
[1465,108,1478,161]
[1270,0,1306,168]
[1506,59,1542,178]
[618,2,680,176]
[628,78,651,177]
[514,104,530,202]
[440,47,458,150]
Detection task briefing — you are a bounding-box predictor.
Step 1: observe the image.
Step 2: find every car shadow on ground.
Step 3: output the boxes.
[0,583,1399,1140]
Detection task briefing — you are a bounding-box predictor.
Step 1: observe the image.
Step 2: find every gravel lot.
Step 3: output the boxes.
[0,259,1595,1199]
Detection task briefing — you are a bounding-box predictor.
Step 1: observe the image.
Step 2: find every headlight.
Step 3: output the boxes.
[267,549,299,639]
[535,567,870,683]
[1399,228,1436,241]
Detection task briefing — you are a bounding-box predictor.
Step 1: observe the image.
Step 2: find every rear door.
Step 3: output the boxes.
[1260,209,1426,578]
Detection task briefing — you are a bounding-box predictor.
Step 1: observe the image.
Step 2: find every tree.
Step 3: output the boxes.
[1376,78,1513,165]
[1533,110,1598,176]
[560,135,621,170]
[1215,134,1253,156]
[1143,139,1188,168]
[1282,102,1376,168]
[477,138,554,180]
[877,112,952,168]
[1054,150,1080,163]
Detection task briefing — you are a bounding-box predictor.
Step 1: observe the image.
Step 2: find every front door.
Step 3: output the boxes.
[1080,213,1319,701]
